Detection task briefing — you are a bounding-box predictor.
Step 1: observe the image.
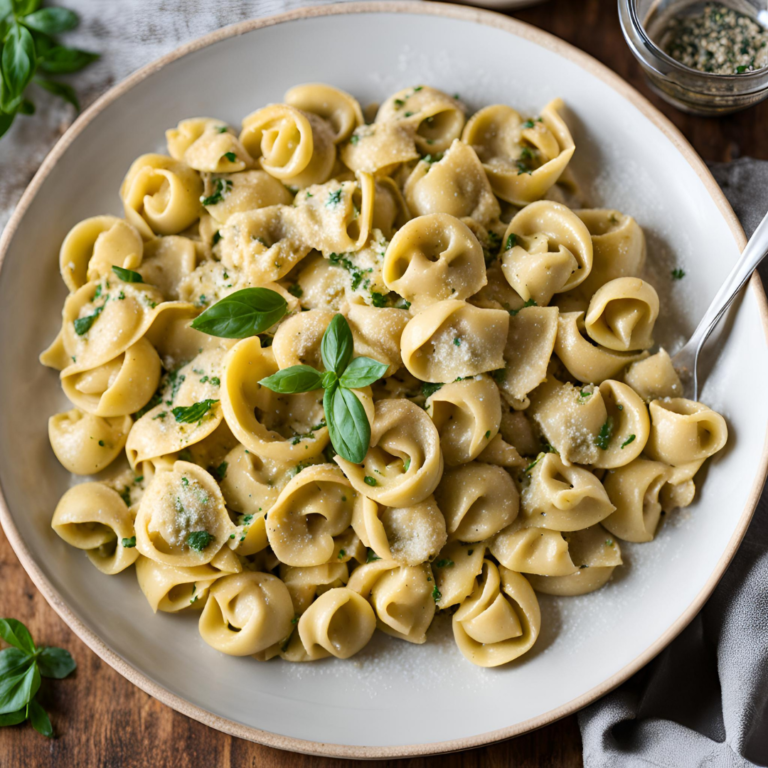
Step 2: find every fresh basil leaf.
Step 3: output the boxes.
[0,108,15,139]
[259,365,323,394]
[0,619,35,654]
[35,77,78,110]
[320,370,337,390]
[37,647,76,679]
[73,304,103,335]
[186,530,214,551]
[11,0,39,16]
[17,97,33,114]
[0,0,12,20]
[111,265,143,283]
[338,356,388,389]
[28,698,52,737]
[190,288,286,338]
[0,704,27,726]
[0,648,32,678]
[171,399,218,424]
[2,23,35,99]
[321,314,354,375]
[38,45,98,74]
[22,7,78,34]
[324,385,370,464]
[0,662,39,715]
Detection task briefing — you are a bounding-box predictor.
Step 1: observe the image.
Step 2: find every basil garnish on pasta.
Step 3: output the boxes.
[172,399,218,424]
[190,288,287,338]
[111,265,143,283]
[259,314,387,463]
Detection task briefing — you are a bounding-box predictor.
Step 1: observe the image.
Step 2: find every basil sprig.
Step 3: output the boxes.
[259,314,388,463]
[0,618,76,737]
[0,1,99,140]
[190,288,287,338]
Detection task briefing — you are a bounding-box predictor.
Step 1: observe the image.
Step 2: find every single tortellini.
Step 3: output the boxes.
[352,495,447,566]
[335,399,443,507]
[61,338,161,417]
[293,252,348,310]
[584,277,659,352]
[574,209,646,298]
[199,572,294,656]
[623,349,683,401]
[555,311,647,384]
[401,300,509,383]
[293,174,374,254]
[120,153,203,239]
[298,587,376,659]
[166,117,253,173]
[272,309,335,371]
[462,98,575,206]
[240,104,335,188]
[403,140,500,226]
[521,453,615,531]
[500,201,593,305]
[342,120,420,175]
[201,170,293,225]
[453,561,540,667]
[348,560,436,644]
[644,398,728,467]
[139,235,198,301]
[49,277,164,373]
[491,519,578,577]
[280,561,349,614]
[59,216,143,292]
[136,556,227,612]
[602,459,670,542]
[126,349,226,468]
[345,301,409,377]
[284,83,364,144]
[496,306,559,409]
[432,540,487,609]
[372,177,410,239]
[266,464,359,567]
[49,409,131,475]
[52,483,139,574]
[221,338,329,462]
[526,525,622,596]
[377,86,465,153]
[134,461,238,568]
[382,214,486,311]
[531,378,649,468]
[219,205,312,284]
[426,376,501,465]
[435,463,519,541]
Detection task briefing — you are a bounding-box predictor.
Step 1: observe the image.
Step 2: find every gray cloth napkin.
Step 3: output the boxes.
[579,157,768,768]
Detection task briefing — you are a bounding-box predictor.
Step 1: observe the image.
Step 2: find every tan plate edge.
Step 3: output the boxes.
[0,1,766,760]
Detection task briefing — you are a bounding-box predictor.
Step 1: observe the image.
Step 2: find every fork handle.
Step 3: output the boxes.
[673,209,768,398]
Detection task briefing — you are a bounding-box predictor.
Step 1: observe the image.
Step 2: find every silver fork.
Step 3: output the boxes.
[673,210,768,401]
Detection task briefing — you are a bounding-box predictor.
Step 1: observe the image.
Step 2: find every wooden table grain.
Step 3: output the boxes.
[1,0,765,766]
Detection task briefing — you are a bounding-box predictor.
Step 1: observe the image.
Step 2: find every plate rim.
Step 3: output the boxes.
[0,1,766,759]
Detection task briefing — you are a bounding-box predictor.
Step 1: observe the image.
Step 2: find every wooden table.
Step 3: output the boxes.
[1,0,765,766]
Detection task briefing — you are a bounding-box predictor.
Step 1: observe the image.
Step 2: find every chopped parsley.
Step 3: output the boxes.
[364,476,378,487]
[403,458,411,472]
[491,367,507,385]
[112,266,143,283]
[74,305,104,336]
[621,434,636,449]
[349,134,360,145]
[453,337,461,347]
[434,559,454,568]
[121,536,136,548]
[421,382,443,399]
[118,486,131,507]
[172,399,219,425]
[212,461,228,480]
[287,284,303,298]
[186,531,214,551]
[595,417,614,450]
[370,292,389,308]
[201,178,233,206]
[509,298,537,317]
[422,152,443,164]
[522,119,536,129]
[326,188,343,207]
[338,549,346,560]
[505,233,517,250]
[223,152,237,162]
[366,548,381,563]
[671,268,686,280]
[431,583,442,603]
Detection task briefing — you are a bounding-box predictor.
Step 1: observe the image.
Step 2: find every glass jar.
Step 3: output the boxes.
[619,0,768,115]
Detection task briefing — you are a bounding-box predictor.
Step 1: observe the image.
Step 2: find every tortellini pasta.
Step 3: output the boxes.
[44,84,728,670]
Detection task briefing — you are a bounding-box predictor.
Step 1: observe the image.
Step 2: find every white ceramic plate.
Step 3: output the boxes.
[1,3,766,759]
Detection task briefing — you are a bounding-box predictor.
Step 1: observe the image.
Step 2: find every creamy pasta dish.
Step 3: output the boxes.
[41,84,728,667]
